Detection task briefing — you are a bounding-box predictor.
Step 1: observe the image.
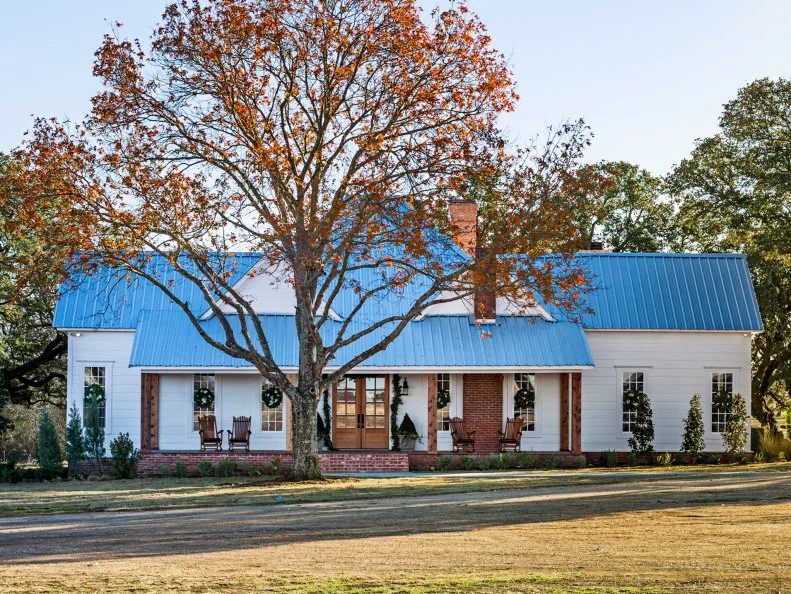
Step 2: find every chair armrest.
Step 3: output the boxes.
[246,430,252,436]
[468,430,477,437]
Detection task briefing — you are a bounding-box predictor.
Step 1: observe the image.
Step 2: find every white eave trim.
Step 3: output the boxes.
[133,364,593,373]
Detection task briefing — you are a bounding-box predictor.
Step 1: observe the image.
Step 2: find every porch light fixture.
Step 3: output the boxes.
[401,378,409,396]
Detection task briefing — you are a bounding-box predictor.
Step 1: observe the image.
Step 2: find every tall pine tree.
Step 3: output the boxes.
[37,409,63,477]
[65,403,85,477]
[681,394,706,459]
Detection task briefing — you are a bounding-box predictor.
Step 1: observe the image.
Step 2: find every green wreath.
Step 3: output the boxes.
[514,387,535,410]
[84,384,105,403]
[261,384,283,409]
[437,388,451,409]
[193,387,214,409]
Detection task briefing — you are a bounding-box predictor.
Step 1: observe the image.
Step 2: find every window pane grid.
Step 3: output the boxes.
[514,373,536,432]
[261,379,283,432]
[336,377,357,429]
[711,372,733,433]
[622,372,644,432]
[193,374,216,431]
[437,373,451,431]
[83,366,106,428]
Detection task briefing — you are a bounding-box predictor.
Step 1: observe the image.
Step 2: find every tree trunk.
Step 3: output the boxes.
[289,383,321,480]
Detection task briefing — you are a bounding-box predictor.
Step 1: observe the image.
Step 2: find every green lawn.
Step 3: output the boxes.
[0,462,789,516]
[2,467,790,593]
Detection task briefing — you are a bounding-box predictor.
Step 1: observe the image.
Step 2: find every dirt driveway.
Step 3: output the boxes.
[1,472,790,592]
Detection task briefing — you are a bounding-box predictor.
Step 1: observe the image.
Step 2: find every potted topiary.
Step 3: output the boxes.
[397,413,422,451]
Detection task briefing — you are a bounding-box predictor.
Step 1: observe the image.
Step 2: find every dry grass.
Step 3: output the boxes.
[1,462,789,517]
[1,469,790,592]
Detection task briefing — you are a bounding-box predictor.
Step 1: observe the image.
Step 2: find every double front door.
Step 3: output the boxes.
[332,375,389,449]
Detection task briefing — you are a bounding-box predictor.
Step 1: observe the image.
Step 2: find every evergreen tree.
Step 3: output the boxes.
[626,390,655,453]
[64,403,85,477]
[681,394,706,459]
[37,409,63,477]
[724,393,749,455]
[84,399,105,472]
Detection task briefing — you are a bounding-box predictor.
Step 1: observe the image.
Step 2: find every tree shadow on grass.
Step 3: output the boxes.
[1,472,790,565]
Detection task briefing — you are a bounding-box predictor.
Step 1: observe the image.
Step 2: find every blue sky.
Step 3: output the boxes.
[1,1,789,174]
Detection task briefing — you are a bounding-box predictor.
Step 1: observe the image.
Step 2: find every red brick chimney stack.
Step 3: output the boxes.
[448,199,478,257]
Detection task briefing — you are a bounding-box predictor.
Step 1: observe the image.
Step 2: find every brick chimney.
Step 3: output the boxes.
[448,199,477,257]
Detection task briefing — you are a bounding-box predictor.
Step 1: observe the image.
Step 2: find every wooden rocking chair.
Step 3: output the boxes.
[198,415,224,451]
[498,417,525,452]
[228,416,252,452]
[449,417,476,453]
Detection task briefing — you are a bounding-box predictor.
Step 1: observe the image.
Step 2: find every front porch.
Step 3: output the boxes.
[138,370,585,467]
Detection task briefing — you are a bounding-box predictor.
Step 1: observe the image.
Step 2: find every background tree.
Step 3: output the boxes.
[3,0,600,479]
[0,154,67,442]
[668,78,791,428]
[575,161,674,252]
[681,394,705,459]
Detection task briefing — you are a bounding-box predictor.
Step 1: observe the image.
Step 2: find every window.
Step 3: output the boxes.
[621,371,644,432]
[437,373,451,431]
[514,373,536,431]
[261,379,284,432]
[711,372,733,433]
[83,366,106,427]
[193,374,216,431]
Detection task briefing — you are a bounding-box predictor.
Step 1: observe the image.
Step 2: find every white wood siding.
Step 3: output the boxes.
[158,373,287,451]
[502,373,561,451]
[67,331,140,451]
[582,331,752,452]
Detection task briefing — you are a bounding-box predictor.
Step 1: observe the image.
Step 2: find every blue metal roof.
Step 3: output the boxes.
[576,253,762,331]
[129,310,593,368]
[53,253,261,329]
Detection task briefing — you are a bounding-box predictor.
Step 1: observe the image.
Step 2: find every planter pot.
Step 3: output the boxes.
[400,437,417,451]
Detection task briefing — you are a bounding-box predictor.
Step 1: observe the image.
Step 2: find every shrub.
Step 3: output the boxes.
[572,455,586,469]
[681,394,706,458]
[625,390,654,453]
[397,414,421,446]
[784,439,791,462]
[515,451,537,469]
[758,430,788,462]
[159,463,171,476]
[65,403,85,478]
[656,452,674,467]
[600,450,618,468]
[754,452,766,463]
[626,452,637,466]
[460,456,476,470]
[493,453,512,470]
[109,433,141,479]
[246,465,264,477]
[269,457,282,476]
[477,456,491,471]
[702,454,721,465]
[436,455,453,471]
[1,452,21,484]
[723,394,748,455]
[218,459,236,477]
[84,399,105,472]
[198,460,214,477]
[174,462,188,478]
[542,455,560,470]
[38,409,63,479]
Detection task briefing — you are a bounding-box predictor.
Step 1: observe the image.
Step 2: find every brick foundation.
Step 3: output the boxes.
[137,451,409,477]
[462,373,504,453]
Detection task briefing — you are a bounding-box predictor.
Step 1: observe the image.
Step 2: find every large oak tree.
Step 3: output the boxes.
[3,0,598,478]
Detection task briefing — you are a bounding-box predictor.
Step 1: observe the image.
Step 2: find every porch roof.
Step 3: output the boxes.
[128,310,593,369]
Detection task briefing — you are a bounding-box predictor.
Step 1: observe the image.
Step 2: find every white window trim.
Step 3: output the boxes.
[76,361,113,434]
[704,367,741,436]
[188,374,220,436]
[615,367,651,437]
[437,374,461,435]
[503,373,542,438]
[259,376,285,434]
